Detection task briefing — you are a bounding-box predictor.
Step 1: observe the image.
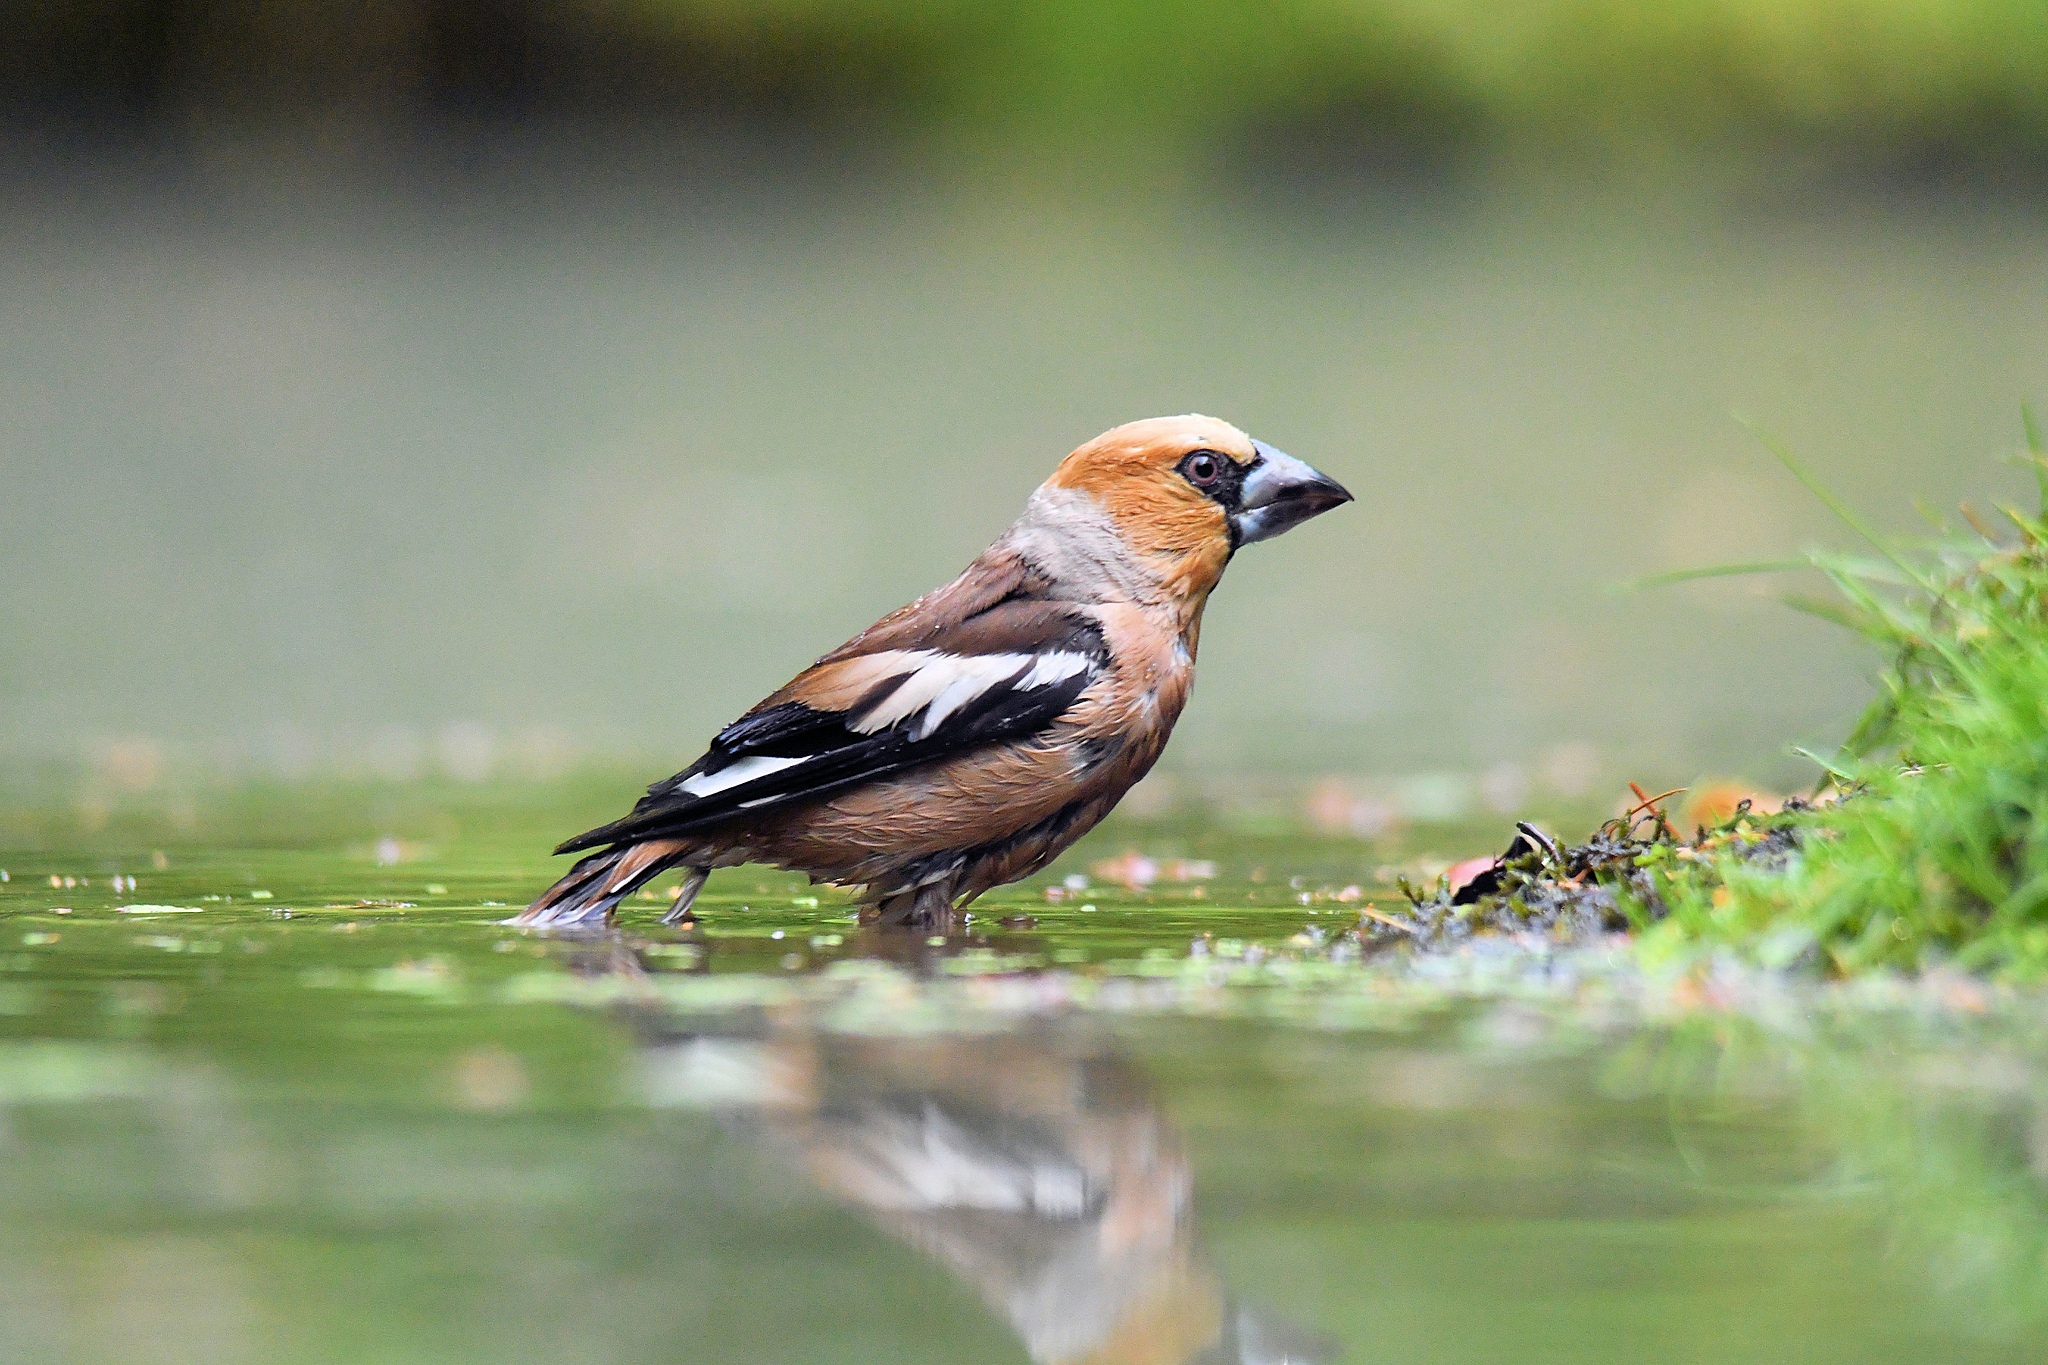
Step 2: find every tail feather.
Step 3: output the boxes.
[510,840,690,928]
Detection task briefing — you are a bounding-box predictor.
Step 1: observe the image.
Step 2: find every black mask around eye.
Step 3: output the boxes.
[1176,449,1252,509]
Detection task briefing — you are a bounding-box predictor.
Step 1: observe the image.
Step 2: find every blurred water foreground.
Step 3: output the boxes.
[5,819,2048,1364]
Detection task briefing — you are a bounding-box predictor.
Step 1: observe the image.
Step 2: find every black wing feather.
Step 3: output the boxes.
[555,615,1105,855]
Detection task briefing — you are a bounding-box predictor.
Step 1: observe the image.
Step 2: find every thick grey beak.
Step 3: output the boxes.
[1231,440,1353,545]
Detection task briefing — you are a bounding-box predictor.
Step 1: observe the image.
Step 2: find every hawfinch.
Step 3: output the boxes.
[518,415,1350,930]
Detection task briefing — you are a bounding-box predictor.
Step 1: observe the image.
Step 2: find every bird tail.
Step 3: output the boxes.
[509,839,689,929]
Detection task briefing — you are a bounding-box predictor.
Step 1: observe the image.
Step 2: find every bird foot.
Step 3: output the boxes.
[873,884,961,931]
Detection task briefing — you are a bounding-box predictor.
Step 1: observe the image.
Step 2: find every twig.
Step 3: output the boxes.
[1627,783,1686,841]
[1626,784,1686,820]
[1357,904,1419,935]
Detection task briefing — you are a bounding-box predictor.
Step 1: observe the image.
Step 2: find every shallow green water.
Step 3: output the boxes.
[4,791,2048,1363]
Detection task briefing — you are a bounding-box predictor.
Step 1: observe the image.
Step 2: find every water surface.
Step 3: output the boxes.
[2,800,2045,1363]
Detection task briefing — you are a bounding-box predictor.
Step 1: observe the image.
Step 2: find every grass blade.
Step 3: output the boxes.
[1611,559,1812,594]
[1781,593,1875,634]
[1790,746,1856,783]
[2025,403,2047,516]
[1740,420,1938,594]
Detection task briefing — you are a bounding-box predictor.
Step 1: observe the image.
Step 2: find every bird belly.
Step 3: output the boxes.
[745,713,1176,899]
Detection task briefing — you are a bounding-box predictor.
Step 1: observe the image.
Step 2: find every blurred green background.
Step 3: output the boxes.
[3,0,2046,833]
[10,0,2048,167]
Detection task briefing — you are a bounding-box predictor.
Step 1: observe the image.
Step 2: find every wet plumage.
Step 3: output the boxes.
[517,415,1351,930]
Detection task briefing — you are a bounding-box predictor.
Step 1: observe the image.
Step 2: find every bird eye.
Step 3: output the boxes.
[1181,451,1222,488]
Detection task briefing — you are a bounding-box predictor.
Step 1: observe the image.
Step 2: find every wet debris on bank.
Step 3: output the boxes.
[1363,785,1819,953]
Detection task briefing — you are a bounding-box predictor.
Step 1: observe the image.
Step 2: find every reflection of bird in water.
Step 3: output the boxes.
[637,1017,1336,1365]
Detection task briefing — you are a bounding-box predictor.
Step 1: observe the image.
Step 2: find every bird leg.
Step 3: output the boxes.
[661,866,711,926]
[913,882,964,931]
[874,882,961,931]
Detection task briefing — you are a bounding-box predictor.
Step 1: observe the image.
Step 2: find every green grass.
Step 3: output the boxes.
[1639,412,2048,977]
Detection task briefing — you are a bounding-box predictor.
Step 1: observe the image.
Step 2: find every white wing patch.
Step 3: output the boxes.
[679,753,807,798]
[675,650,1096,808]
[848,649,1096,740]
[1018,652,1094,689]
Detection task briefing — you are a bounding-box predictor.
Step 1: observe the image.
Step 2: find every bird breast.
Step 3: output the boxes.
[1082,602,1197,744]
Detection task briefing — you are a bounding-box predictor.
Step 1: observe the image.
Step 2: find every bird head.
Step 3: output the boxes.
[1043,415,1352,605]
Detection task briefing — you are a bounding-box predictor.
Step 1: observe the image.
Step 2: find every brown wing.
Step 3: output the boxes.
[815,548,1056,660]
[555,554,1104,855]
